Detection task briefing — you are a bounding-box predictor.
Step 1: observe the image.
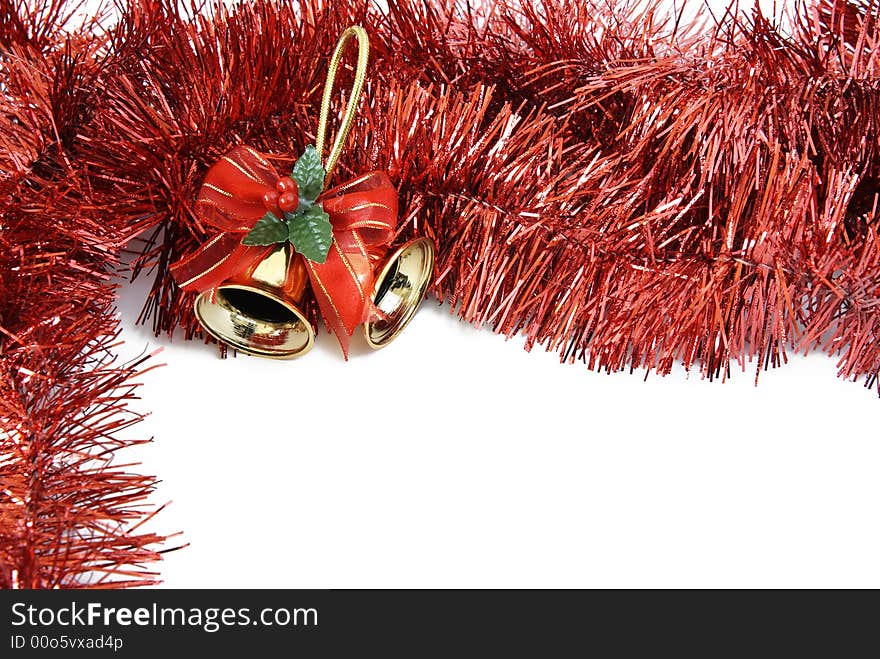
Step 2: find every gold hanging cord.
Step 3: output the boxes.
[315,26,370,181]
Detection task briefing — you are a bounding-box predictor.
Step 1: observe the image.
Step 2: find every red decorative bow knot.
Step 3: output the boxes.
[170,145,398,357]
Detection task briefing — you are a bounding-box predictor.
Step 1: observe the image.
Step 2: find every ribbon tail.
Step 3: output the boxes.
[304,240,373,359]
[170,233,266,293]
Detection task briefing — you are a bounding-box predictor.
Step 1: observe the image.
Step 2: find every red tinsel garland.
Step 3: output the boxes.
[1,0,166,587]
[1,0,878,586]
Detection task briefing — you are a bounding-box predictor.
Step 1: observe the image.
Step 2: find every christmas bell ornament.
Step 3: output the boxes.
[364,237,436,349]
[170,26,434,358]
[193,243,315,358]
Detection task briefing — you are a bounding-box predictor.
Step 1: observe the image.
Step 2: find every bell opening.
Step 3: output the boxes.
[372,261,400,312]
[218,288,299,325]
[194,284,315,359]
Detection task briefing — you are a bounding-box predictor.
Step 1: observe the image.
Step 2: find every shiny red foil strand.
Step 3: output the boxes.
[1,2,167,588]
[1,0,879,587]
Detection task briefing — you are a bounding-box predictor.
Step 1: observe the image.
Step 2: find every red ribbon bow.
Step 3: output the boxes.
[170,145,398,357]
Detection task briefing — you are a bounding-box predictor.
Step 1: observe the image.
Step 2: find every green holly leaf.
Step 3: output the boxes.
[291,145,325,203]
[289,205,332,263]
[241,211,289,246]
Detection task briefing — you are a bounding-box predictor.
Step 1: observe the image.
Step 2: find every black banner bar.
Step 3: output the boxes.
[0,590,870,654]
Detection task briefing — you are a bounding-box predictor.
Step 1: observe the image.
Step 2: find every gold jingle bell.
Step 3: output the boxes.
[365,237,436,349]
[194,243,315,359]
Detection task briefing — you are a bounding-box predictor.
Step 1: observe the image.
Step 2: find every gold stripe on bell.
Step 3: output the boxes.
[364,237,436,349]
[193,242,315,359]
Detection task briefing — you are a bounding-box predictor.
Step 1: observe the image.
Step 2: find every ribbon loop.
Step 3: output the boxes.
[194,146,277,233]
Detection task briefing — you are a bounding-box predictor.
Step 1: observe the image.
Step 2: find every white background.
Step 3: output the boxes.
[117,272,880,589]
[105,0,880,588]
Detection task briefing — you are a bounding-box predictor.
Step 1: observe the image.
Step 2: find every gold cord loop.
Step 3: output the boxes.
[315,26,370,181]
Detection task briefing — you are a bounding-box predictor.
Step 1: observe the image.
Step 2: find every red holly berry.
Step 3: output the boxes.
[261,191,279,210]
[275,177,298,195]
[278,191,298,212]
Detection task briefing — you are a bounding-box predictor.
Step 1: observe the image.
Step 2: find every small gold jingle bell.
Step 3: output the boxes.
[364,237,436,349]
[194,243,314,359]
[194,237,435,358]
